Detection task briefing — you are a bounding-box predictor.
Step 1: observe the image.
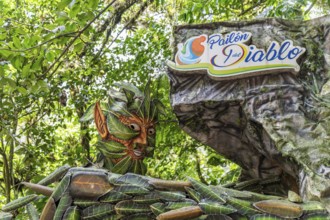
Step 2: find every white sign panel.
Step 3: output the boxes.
[167,31,306,80]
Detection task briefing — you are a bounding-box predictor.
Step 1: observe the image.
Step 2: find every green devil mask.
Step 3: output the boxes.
[80,82,165,175]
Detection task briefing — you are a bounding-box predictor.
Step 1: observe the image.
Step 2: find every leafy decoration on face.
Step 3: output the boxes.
[80,82,165,175]
[106,113,139,140]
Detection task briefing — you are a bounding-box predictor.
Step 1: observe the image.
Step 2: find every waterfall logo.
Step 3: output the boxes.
[175,35,207,65]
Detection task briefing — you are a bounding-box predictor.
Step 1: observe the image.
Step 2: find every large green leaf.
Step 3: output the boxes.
[53,193,73,220]
[227,197,260,216]
[96,140,126,153]
[26,203,39,220]
[99,191,131,203]
[150,203,166,215]
[79,104,95,122]
[108,100,132,117]
[115,201,151,215]
[38,164,71,186]
[157,191,186,202]
[302,201,327,214]
[250,214,286,220]
[185,187,202,202]
[73,200,100,208]
[133,192,162,204]
[114,173,152,189]
[1,194,38,212]
[114,185,150,196]
[106,113,139,140]
[82,204,115,219]
[0,212,13,220]
[165,200,197,210]
[51,174,71,202]
[62,206,81,220]
[199,202,236,215]
[112,156,133,174]
[188,178,225,204]
[115,82,143,98]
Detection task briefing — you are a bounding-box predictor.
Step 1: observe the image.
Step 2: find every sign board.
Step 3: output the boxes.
[167,31,306,80]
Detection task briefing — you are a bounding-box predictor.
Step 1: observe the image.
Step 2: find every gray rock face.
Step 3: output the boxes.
[168,16,330,203]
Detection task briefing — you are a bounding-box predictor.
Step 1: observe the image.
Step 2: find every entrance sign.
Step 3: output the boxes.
[167,31,306,79]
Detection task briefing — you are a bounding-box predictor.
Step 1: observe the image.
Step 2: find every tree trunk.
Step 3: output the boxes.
[2,153,11,203]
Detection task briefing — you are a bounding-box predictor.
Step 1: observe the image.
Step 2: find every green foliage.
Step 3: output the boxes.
[0,0,329,218]
[174,0,330,23]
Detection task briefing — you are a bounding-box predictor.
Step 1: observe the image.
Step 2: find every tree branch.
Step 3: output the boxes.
[17,101,47,136]
[0,32,78,52]
[238,0,266,17]
[39,0,117,80]
[92,0,149,62]
[304,0,317,15]
[97,0,154,60]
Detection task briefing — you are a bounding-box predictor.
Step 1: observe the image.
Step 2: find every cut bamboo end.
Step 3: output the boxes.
[21,182,54,197]
[39,197,56,220]
[157,206,203,220]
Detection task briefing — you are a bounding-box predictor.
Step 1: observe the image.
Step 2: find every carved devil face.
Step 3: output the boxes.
[117,114,156,159]
[80,82,164,175]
